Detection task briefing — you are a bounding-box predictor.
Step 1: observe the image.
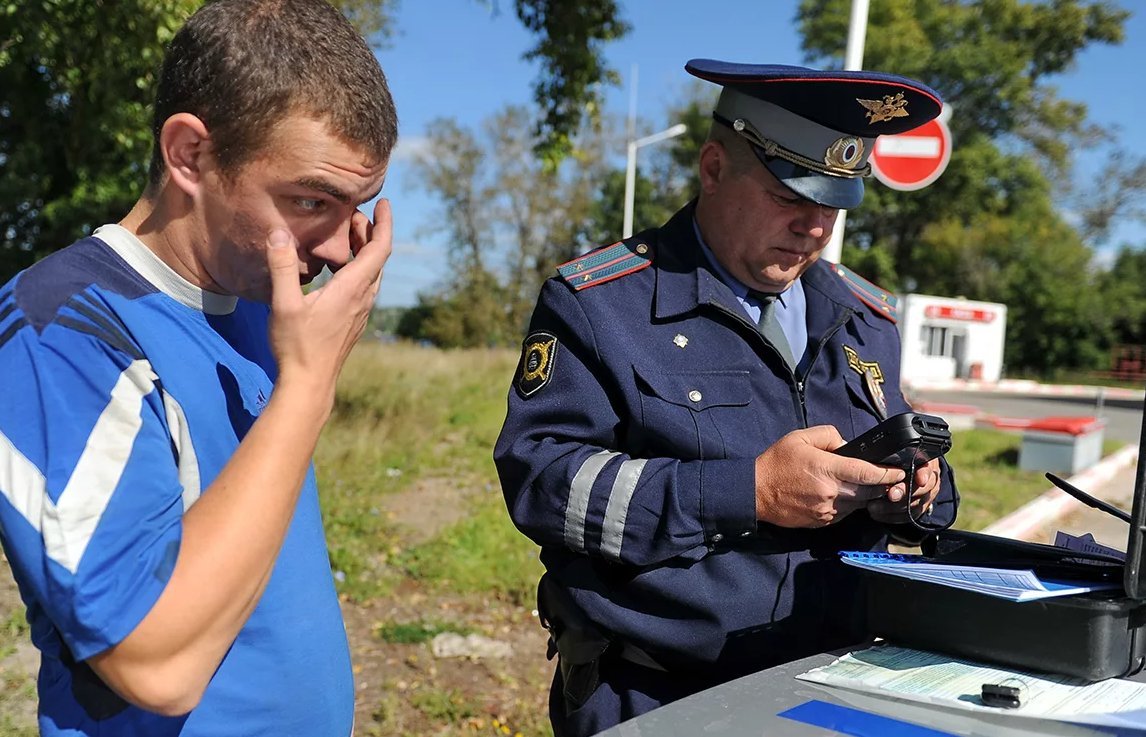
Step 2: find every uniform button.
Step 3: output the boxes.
[739,530,752,538]
[711,533,724,543]
[688,390,702,403]
[636,243,649,255]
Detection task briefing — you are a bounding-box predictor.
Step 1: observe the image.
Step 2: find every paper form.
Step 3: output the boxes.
[796,645,1146,730]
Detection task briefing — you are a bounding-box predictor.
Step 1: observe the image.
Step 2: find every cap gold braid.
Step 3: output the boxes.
[717,114,872,179]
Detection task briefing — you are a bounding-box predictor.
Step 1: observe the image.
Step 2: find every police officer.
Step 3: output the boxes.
[493,60,959,737]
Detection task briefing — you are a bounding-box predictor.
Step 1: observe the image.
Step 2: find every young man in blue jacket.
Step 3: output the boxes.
[0,1,397,734]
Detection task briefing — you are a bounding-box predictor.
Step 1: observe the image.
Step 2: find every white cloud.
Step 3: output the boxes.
[390,135,431,163]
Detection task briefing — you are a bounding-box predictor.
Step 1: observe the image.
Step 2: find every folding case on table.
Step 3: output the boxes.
[862,412,1146,682]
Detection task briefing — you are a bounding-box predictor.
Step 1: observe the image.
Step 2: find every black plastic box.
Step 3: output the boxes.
[863,410,1146,682]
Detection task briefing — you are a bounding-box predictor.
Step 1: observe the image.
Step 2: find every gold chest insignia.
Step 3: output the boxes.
[844,345,888,420]
[857,92,909,124]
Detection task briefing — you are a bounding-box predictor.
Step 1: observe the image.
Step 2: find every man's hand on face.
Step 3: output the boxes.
[866,457,942,525]
[754,425,906,528]
[265,198,393,398]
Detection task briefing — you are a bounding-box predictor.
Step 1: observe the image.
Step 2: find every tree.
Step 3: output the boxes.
[403,105,612,347]
[582,84,714,243]
[798,0,1128,373]
[0,0,626,282]
[0,0,199,278]
[1097,247,1146,348]
[513,0,630,169]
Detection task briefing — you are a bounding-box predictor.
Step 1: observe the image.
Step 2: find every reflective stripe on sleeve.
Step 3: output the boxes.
[600,459,647,560]
[564,450,619,551]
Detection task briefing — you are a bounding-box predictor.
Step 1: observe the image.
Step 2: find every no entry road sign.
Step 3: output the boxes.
[870,109,952,191]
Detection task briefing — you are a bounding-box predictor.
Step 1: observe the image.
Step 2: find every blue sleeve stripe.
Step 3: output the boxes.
[41,359,158,574]
[564,450,619,552]
[600,459,647,561]
[0,302,14,327]
[0,317,23,352]
[54,316,139,361]
[68,297,142,360]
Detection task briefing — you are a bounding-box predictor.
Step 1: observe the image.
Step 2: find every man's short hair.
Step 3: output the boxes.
[705,122,755,177]
[146,0,398,190]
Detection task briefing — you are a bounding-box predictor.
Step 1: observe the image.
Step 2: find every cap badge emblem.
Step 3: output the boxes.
[857,92,909,124]
[825,136,866,170]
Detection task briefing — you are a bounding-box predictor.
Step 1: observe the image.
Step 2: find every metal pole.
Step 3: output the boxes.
[623,64,639,239]
[623,124,688,238]
[823,0,870,264]
[623,139,638,238]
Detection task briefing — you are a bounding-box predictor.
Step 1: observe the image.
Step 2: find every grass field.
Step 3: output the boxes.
[0,341,1126,736]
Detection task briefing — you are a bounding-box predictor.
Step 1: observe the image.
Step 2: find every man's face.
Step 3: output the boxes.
[702,146,840,293]
[197,114,388,302]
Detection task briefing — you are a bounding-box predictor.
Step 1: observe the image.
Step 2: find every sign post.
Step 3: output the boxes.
[870,106,953,191]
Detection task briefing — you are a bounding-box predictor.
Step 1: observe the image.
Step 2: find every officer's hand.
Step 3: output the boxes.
[866,458,942,524]
[266,199,392,404]
[754,425,906,528]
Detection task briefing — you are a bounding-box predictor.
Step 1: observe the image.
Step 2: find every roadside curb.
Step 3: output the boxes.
[980,445,1140,541]
[906,378,1144,401]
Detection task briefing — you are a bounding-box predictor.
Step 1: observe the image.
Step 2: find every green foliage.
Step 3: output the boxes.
[407,105,614,346]
[0,0,197,280]
[586,169,678,244]
[947,427,1057,532]
[514,0,631,168]
[1097,246,1146,347]
[409,687,478,723]
[582,85,713,244]
[333,0,399,45]
[315,342,520,601]
[411,269,522,349]
[398,495,543,607]
[797,0,1128,373]
[374,619,472,644]
[0,0,614,281]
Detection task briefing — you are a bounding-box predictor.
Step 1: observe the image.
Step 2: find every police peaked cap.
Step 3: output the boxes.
[686,59,943,209]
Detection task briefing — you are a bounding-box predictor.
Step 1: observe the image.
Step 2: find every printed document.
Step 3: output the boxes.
[797,645,1146,730]
[839,551,1121,602]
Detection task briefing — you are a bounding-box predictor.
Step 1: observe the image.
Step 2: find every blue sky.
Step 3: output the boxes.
[372,1,1146,307]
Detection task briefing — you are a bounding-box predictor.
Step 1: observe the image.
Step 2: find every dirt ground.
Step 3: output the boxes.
[0,539,554,737]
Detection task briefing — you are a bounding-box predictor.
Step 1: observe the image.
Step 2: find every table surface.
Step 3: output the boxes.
[593,649,1146,737]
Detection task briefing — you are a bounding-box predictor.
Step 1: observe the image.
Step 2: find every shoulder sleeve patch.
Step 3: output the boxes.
[834,263,898,323]
[556,241,653,291]
[515,331,559,398]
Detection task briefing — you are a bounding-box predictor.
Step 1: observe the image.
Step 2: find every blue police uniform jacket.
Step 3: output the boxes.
[494,202,959,678]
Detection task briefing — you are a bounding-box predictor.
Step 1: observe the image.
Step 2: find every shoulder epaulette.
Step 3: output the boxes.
[556,241,653,291]
[833,263,898,323]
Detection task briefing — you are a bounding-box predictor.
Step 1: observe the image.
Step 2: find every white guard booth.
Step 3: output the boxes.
[898,294,1007,383]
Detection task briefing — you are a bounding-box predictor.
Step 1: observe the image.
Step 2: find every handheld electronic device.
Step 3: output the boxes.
[833,411,952,469]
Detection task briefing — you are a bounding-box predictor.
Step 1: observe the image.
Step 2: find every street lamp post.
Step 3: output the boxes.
[823,0,870,264]
[623,123,687,238]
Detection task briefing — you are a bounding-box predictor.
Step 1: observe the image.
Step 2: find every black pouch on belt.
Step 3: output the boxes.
[537,573,613,712]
